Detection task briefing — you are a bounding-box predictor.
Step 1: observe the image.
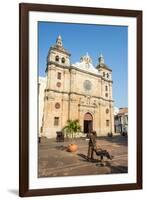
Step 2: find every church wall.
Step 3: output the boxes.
[43,73,114,138]
[69,94,80,121]
[40,36,115,138]
[43,90,71,138]
[71,69,101,97]
[62,69,70,93]
[61,93,70,128]
[47,65,70,93]
[46,65,56,89]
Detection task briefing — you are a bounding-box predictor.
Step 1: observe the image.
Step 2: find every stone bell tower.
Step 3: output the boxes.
[45,35,71,90]
[46,35,70,68]
[96,54,113,99]
[96,54,114,134]
[42,35,71,138]
[97,54,112,80]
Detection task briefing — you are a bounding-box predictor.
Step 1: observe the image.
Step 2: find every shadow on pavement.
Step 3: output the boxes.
[109,165,128,173]
[55,145,67,151]
[77,153,128,173]
[97,135,128,146]
[77,153,101,163]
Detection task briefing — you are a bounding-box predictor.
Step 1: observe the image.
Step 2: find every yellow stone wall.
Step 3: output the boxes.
[42,63,114,138]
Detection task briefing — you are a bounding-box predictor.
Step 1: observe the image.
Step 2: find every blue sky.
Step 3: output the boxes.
[38,22,128,108]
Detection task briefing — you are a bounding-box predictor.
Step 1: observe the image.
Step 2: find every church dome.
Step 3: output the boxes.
[80,52,92,64]
[72,53,99,75]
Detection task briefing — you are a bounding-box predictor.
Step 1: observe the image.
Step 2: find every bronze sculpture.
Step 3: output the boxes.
[87,131,114,163]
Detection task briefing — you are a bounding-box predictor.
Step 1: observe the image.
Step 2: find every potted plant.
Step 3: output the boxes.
[63,119,81,152]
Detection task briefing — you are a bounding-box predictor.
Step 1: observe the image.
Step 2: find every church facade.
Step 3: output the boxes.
[39,35,114,138]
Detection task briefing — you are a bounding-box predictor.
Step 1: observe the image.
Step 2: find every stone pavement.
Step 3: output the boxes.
[38,135,128,177]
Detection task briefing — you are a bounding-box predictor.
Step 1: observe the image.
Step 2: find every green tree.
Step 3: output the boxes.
[63,119,81,139]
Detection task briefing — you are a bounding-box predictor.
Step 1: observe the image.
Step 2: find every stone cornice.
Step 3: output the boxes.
[45,61,70,73]
[45,88,114,103]
[50,46,71,56]
[96,64,112,72]
[71,65,101,79]
[79,104,97,108]
[46,61,113,83]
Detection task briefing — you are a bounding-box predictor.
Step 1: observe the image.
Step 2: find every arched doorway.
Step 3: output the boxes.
[83,112,93,133]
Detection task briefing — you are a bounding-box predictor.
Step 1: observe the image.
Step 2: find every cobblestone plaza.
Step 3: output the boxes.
[38,135,127,177]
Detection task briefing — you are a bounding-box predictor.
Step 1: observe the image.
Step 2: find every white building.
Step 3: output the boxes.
[114,107,128,134]
[38,76,46,137]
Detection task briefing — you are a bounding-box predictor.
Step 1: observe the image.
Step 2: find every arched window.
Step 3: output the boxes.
[55,55,59,62]
[103,72,105,77]
[105,93,108,97]
[107,73,109,78]
[106,120,110,126]
[57,72,61,80]
[61,57,65,63]
[54,117,59,126]
[106,108,109,114]
[105,85,108,91]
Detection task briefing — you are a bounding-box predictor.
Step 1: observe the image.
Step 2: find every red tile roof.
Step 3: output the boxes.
[118,107,128,115]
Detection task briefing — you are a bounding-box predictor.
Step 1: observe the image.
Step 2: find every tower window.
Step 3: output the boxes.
[105,93,108,97]
[106,120,109,126]
[57,72,61,80]
[105,86,108,91]
[106,108,109,114]
[107,73,109,78]
[55,55,59,62]
[103,72,105,77]
[61,57,65,63]
[54,117,59,126]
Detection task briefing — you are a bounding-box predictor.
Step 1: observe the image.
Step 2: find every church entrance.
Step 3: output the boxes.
[83,112,93,133]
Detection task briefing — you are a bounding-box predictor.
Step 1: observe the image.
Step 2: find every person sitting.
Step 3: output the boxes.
[87,131,114,162]
[87,131,97,161]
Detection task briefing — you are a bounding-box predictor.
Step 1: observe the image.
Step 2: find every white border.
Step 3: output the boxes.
[29,11,137,189]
